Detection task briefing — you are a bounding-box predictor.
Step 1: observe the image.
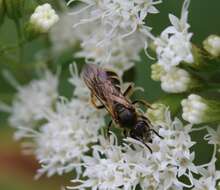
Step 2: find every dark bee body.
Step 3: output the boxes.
[82,64,159,151]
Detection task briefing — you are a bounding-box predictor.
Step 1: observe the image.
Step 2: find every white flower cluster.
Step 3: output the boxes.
[69,109,217,190]
[76,29,145,76]
[30,3,59,33]
[33,66,105,177]
[151,0,194,93]
[9,71,58,140]
[69,0,161,39]
[1,64,106,178]
[66,0,162,76]
[35,98,105,177]
[154,0,193,71]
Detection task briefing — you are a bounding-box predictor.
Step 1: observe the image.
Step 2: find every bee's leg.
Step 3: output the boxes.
[123,129,128,137]
[107,120,113,136]
[123,83,134,97]
[90,94,105,109]
[132,99,152,109]
[106,71,121,91]
[109,76,121,91]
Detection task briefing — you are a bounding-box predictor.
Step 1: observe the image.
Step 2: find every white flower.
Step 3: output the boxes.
[35,98,105,177]
[9,71,58,140]
[69,109,206,190]
[70,0,162,40]
[160,67,192,93]
[30,3,59,33]
[203,35,220,57]
[154,0,193,71]
[204,125,220,152]
[181,94,207,124]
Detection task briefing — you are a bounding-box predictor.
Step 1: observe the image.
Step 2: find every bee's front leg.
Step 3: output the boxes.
[132,99,152,109]
[123,129,128,138]
[123,83,134,97]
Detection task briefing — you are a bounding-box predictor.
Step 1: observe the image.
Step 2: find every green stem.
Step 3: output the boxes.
[45,34,53,67]
[203,83,220,91]
[0,40,27,55]
[15,20,23,64]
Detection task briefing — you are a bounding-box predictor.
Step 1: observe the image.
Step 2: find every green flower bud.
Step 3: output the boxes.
[0,0,5,25]
[145,103,167,125]
[4,0,25,21]
[151,63,165,81]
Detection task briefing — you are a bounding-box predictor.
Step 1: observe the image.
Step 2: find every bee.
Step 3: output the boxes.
[82,64,161,152]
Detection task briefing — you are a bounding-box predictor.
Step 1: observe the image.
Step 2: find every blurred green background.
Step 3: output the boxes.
[0,0,220,190]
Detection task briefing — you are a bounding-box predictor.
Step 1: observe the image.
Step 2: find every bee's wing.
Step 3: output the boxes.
[82,64,132,122]
[82,64,118,118]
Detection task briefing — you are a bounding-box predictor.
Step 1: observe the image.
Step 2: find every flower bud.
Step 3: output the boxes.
[4,0,25,21]
[29,3,59,34]
[0,0,5,25]
[151,63,165,81]
[160,67,196,93]
[203,35,220,57]
[181,94,220,124]
[146,103,167,125]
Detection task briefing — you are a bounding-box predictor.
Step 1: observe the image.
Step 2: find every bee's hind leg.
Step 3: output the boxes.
[90,93,105,109]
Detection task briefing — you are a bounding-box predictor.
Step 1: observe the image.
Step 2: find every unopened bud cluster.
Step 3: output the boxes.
[181,94,220,124]
[203,35,220,57]
[29,3,59,34]
[151,65,198,93]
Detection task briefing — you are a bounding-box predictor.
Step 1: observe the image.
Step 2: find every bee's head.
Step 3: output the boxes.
[130,121,152,143]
